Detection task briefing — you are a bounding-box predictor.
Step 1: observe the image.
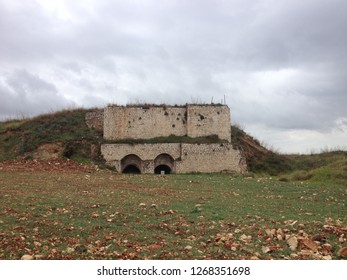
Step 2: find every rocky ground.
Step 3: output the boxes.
[0,159,97,173]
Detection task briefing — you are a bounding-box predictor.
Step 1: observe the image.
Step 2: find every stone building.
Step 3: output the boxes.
[86,104,246,174]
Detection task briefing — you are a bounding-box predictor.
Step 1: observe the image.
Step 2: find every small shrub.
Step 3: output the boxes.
[278,176,289,182]
[290,171,313,181]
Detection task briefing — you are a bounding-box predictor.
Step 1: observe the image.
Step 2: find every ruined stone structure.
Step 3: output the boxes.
[86,104,246,174]
[85,109,104,133]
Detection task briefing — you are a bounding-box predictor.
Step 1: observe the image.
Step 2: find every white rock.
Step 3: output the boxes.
[21,255,33,260]
[287,236,298,251]
[66,247,75,253]
[184,245,193,251]
[262,246,271,253]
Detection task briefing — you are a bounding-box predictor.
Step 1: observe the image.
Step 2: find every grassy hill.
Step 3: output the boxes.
[0,109,103,163]
[0,108,346,184]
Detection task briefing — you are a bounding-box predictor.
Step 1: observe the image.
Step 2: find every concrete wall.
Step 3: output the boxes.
[103,104,231,142]
[101,143,244,174]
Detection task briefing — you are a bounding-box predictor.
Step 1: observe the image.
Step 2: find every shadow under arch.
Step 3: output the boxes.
[121,154,142,174]
[154,153,175,174]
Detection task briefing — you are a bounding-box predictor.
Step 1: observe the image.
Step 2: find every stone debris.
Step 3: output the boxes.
[301,238,318,252]
[337,247,347,258]
[0,159,96,173]
[21,255,34,260]
[287,235,298,251]
[184,245,193,251]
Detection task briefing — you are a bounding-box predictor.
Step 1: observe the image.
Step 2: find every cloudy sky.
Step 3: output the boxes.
[0,0,346,153]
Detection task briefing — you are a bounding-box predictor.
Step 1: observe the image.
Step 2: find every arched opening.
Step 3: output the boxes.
[154,164,172,174]
[121,154,142,174]
[123,164,141,174]
[154,153,175,174]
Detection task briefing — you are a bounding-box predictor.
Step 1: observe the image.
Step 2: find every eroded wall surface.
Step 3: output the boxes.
[103,105,231,142]
[187,105,231,142]
[85,110,104,132]
[104,106,187,140]
[101,143,244,173]
[89,104,245,173]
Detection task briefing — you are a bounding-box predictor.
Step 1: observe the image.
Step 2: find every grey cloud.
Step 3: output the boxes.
[0,69,75,119]
[0,0,346,152]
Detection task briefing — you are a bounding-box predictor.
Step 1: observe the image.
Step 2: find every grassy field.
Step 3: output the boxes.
[0,168,346,260]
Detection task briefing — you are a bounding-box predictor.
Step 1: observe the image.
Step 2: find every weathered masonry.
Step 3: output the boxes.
[103,104,231,142]
[86,104,246,174]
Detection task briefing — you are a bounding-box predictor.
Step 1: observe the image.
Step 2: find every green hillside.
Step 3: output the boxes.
[0,109,103,163]
[0,108,346,185]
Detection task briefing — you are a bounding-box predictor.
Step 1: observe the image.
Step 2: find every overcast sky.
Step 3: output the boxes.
[0,0,346,153]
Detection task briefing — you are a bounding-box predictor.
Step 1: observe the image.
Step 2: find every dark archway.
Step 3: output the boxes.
[123,164,141,174]
[154,164,172,174]
[121,154,142,174]
[154,153,175,174]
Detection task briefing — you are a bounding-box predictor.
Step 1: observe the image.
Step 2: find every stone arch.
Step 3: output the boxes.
[121,154,142,174]
[154,153,175,174]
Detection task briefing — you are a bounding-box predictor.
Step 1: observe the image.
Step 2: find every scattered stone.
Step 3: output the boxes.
[322,243,332,252]
[287,235,298,251]
[34,241,42,247]
[187,235,197,241]
[312,234,326,242]
[150,204,158,209]
[184,245,193,251]
[34,255,44,260]
[290,220,298,226]
[104,234,113,240]
[66,247,75,254]
[262,246,271,254]
[91,212,100,218]
[277,228,284,236]
[337,247,347,258]
[148,244,162,252]
[301,238,318,252]
[338,235,346,243]
[194,204,202,211]
[239,234,252,242]
[21,255,33,260]
[139,203,146,208]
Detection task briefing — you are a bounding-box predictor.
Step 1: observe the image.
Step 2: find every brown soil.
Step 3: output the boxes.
[0,159,96,173]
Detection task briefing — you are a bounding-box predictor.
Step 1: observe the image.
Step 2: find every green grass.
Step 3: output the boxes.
[0,109,102,162]
[279,151,347,186]
[0,170,345,260]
